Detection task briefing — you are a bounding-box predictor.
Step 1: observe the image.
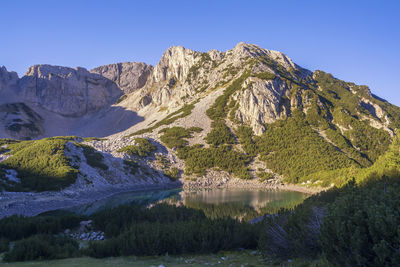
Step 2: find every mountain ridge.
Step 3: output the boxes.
[0,43,399,205]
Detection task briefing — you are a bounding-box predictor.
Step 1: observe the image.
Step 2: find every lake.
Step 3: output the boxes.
[69,188,308,221]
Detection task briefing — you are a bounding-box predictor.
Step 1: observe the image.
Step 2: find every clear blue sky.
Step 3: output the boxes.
[1,0,399,105]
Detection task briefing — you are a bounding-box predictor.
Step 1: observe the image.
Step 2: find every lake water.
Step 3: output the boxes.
[70,188,308,221]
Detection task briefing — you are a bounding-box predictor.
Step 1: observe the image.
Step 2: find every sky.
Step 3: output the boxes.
[1,0,399,105]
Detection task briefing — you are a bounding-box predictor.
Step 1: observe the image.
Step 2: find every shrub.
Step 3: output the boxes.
[129,103,196,136]
[123,160,138,175]
[257,110,357,183]
[320,176,400,266]
[257,171,274,182]
[164,167,180,180]
[0,138,79,191]
[252,71,276,80]
[118,138,157,157]
[206,70,250,121]
[87,203,258,258]
[3,234,79,262]
[0,238,9,253]
[159,127,192,149]
[183,145,251,179]
[205,122,236,147]
[0,213,84,241]
[78,144,108,170]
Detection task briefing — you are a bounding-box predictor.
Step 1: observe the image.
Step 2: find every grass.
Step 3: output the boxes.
[1,250,269,267]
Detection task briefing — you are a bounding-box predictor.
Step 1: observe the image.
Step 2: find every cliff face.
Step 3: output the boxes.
[91,62,153,94]
[1,42,400,200]
[18,65,122,117]
[0,42,397,140]
[119,42,313,135]
[0,66,19,97]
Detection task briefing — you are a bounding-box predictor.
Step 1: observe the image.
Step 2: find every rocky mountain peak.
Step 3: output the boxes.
[228,42,299,72]
[91,62,153,94]
[0,66,19,94]
[18,64,122,117]
[153,45,199,83]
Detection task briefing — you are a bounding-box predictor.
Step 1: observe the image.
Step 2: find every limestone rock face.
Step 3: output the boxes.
[153,46,199,83]
[18,65,122,117]
[0,66,19,94]
[91,62,153,94]
[0,102,44,139]
[233,77,290,135]
[123,42,311,134]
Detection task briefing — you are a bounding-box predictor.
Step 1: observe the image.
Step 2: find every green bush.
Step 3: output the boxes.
[206,70,250,121]
[159,127,192,149]
[182,145,251,179]
[87,203,258,258]
[77,144,108,171]
[235,126,258,157]
[0,238,9,253]
[164,167,180,180]
[118,138,157,157]
[320,176,400,266]
[257,171,274,182]
[205,121,236,147]
[251,71,276,80]
[3,234,79,262]
[129,103,196,136]
[0,213,84,241]
[257,111,357,183]
[0,138,79,191]
[123,160,138,175]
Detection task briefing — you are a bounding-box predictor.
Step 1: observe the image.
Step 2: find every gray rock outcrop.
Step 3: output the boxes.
[0,66,19,97]
[18,65,122,117]
[91,62,153,94]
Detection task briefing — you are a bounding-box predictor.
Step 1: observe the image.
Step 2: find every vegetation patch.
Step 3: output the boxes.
[123,160,139,175]
[0,138,79,192]
[178,145,251,179]
[205,121,236,147]
[129,102,197,136]
[257,111,358,183]
[257,170,275,182]
[155,154,179,180]
[3,234,80,262]
[332,108,391,162]
[206,70,250,121]
[251,71,276,80]
[77,144,108,171]
[159,127,202,149]
[118,138,157,157]
[87,203,257,258]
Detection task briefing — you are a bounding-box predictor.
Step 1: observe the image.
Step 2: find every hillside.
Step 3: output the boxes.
[1,42,400,215]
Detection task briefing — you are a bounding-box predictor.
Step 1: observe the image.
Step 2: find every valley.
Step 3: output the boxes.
[1,42,400,265]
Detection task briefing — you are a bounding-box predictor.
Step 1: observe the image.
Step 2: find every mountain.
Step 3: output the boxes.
[1,42,400,216]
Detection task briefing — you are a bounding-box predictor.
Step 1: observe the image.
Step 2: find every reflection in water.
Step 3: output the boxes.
[162,189,307,221]
[70,188,308,221]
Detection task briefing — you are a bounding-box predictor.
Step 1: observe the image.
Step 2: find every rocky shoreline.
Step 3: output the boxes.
[182,171,323,195]
[0,175,323,219]
[0,182,180,219]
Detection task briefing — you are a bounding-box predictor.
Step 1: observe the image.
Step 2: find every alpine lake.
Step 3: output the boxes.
[67,188,308,221]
